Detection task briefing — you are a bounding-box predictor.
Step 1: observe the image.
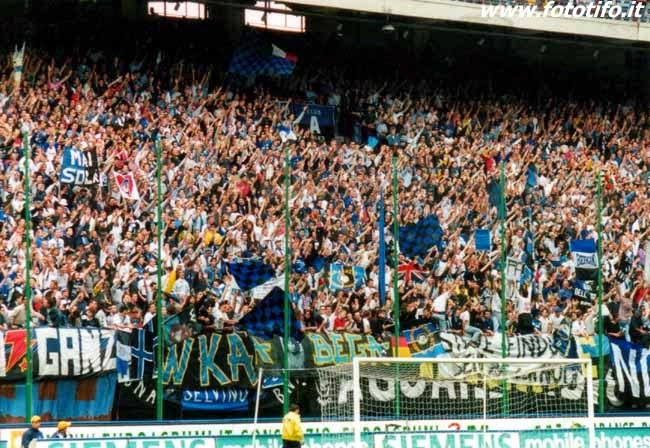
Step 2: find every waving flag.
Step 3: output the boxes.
[399,215,443,259]
[251,274,285,300]
[278,125,297,142]
[115,331,131,383]
[12,42,25,88]
[116,328,157,383]
[236,287,303,341]
[475,229,491,251]
[329,264,365,290]
[402,323,446,358]
[114,172,140,201]
[229,32,297,78]
[227,259,275,291]
[398,261,426,284]
[570,239,598,281]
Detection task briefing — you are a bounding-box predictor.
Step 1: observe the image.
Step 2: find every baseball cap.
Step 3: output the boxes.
[57,421,71,431]
[31,415,41,423]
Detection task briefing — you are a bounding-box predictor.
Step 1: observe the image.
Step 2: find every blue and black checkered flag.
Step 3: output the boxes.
[227,259,275,291]
[399,214,444,259]
[236,286,304,341]
[228,31,296,78]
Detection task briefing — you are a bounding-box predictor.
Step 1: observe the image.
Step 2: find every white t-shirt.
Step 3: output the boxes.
[571,319,587,336]
[460,310,471,327]
[433,292,449,314]
[550,313,564,331]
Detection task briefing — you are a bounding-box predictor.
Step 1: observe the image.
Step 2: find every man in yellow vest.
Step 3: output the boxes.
[281,404,304,448]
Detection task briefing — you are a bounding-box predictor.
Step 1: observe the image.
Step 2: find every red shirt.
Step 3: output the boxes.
[236,180,251,198]
[333,316,347,330]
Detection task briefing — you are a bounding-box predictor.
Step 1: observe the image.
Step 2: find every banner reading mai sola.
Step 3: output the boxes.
[60,146,99,185]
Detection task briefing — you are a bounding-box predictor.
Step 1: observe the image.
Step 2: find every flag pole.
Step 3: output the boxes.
[499,162,508,415]
[391,154,400,418]
[283,145,291,416]
[596,170,604,413]
[155,137,163,420]
[22,129,33,422]
[378,189,386,306]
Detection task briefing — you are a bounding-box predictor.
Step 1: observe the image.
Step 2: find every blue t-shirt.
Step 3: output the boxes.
[21,428,44,448]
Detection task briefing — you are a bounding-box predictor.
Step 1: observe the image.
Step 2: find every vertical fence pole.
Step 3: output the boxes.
[499,162,508,415]
[22,129,32,422]
[392,155,400,418]
[596,171,604,414]
[283,145,291,416]
[155,137,164,420]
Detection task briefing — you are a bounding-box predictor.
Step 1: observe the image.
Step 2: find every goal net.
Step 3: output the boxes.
[252,358,595,448]
[251,367,357,446]
[347,357,595,448]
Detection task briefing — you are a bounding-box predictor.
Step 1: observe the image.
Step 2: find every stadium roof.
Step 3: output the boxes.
[280,0,650,43]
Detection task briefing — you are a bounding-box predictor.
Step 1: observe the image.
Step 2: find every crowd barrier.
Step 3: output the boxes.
[27,427,650,448]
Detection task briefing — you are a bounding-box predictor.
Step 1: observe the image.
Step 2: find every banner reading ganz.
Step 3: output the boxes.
[0,328,114,381]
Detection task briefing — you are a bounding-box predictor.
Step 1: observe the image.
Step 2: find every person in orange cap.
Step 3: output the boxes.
[21,416,43,448]
[52,421,71,439]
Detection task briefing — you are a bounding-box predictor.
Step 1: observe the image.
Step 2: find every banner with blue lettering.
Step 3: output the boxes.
[570,239,598,281]
[60,147,99,185]
[180,377,283,412]
[289,103,336,129]
[4,327,649,418]
[181,388,250,412]
[163,332,257,390]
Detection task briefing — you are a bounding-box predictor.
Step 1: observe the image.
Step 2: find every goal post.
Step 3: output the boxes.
[352,356,595,448]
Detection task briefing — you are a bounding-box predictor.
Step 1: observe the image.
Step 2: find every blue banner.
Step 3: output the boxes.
[475,229,491,251]
[329,264,365,290]
[181,377,282,411]
[399,215,443,259]
[0,373,116,421]
[181,388,250,412]
[401,323,445,358]
[235,287,303,342]
[60,147,98,185]
[570,239,598,281]
[289,103,336,128]
[227,260,274,291]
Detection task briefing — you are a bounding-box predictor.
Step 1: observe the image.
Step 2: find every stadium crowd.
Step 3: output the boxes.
[0,29,649,352]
